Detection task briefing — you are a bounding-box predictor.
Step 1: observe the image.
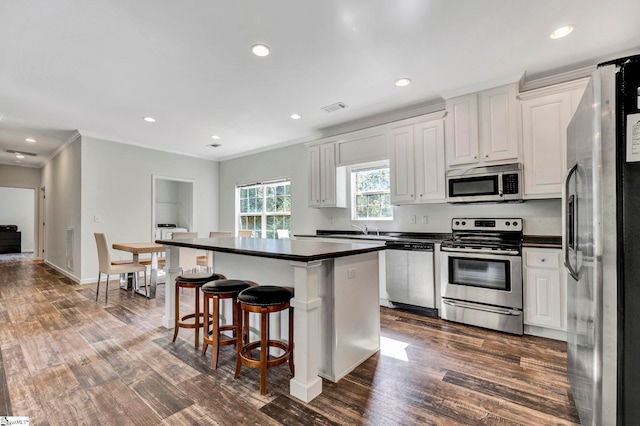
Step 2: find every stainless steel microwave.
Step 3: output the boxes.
[446,163,522,203]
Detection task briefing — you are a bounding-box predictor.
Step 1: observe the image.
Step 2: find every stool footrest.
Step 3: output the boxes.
[238,340,291,370]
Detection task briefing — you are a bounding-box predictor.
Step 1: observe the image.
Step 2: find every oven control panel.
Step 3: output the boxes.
[451,218,522,232]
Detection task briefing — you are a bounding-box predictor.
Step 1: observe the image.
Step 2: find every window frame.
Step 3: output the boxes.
[350,161,393,222]
[236,179,291,238]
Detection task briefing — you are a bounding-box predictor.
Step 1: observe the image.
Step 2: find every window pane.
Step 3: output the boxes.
[237,181,290,238]
[353,167,392,220]
[356,168,390,192]
[266,215,291,239]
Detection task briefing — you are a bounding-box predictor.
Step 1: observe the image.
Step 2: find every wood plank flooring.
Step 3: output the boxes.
[0,254,580,425]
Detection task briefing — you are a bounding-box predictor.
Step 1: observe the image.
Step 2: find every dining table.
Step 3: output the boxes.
[112,242,165,298]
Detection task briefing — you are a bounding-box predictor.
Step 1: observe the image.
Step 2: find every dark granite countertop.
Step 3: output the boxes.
[295,230,452,244]
[157,237,385,263]
[522,235,562,248]
[295,230,561,248]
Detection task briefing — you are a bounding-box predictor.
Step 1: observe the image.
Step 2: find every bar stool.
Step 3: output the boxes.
[234,285,294,395]
[172,271,226,348]
[201,279,254,368]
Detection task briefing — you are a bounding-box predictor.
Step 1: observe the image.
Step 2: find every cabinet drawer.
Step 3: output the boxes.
[525,250,560,268]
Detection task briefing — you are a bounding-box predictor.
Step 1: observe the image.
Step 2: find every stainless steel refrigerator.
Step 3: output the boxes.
[564,54,640,425]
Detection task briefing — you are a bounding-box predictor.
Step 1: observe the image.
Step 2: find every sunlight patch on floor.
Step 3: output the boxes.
[380,336,409,361]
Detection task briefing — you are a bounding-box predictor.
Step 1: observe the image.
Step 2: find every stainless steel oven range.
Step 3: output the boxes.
[440,218,523,335]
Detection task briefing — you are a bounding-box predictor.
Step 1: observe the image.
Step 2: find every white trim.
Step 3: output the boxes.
[39,131,81,168]
[45,259,81,283]
[440,74,524,99]
[520,70,594,94]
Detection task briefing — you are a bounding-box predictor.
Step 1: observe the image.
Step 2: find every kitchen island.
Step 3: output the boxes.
[157,237,385,403]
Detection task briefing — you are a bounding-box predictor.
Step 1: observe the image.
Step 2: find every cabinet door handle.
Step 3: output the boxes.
[473,155,477,160]
[485,154,489,158]
[541,258,546,262]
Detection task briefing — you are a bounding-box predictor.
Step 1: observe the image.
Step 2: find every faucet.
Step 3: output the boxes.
[351,224,368,235]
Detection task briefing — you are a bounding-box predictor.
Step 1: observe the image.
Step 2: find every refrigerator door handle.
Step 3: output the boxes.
[562,164,579,280]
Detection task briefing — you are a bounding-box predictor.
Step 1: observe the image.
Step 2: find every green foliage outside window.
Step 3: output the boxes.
[238,181,291,238]
[353,167,392,220]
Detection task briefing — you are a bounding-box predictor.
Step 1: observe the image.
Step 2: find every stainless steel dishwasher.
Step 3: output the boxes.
[385,241,436,315]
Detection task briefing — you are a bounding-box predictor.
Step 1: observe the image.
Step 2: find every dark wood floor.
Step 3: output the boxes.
[0,254,580,425]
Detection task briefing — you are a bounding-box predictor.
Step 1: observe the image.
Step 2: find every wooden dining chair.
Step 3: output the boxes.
[94,233,147,304]
[238,230,253,237]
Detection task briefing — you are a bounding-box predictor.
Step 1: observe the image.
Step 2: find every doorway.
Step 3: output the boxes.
[0,186,36,256]
[151,175,195,238]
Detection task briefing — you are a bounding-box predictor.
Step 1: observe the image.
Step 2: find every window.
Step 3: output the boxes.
[351,164,393,220]
[237,180,291,238]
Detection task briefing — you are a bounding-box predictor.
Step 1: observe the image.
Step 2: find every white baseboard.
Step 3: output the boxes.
[44,260,81,283]
[524,324,567,342]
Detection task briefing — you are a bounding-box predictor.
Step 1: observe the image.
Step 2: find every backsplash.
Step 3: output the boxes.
[317,199,561,236]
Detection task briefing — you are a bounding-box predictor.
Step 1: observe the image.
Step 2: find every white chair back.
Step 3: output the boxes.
[210,231,233,237]
[277,229,290,239]
[94,233,112,273]
[172,232,198,272]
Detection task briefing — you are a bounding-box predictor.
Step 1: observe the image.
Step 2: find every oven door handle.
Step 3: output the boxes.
[442,299,522,316]
[441,247,518,255]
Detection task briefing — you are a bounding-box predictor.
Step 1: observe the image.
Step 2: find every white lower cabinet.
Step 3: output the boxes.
[523,247,567,341]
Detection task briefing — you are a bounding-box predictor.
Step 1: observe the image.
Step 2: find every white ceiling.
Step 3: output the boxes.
[1,0,639,168]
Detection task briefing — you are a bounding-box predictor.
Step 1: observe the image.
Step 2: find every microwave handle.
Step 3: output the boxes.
[498,173,504,197]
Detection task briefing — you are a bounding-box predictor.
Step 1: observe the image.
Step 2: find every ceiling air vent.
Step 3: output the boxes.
[207,143,222,148]
[5,149,37,156]
[321,102,348,113]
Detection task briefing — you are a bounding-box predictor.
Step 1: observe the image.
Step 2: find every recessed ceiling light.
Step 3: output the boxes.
[550,25,574,39]
[251,44,271,57]
[15,154,25,159]
[290,113,302,120]
[211,135,221,140]
[395,78,412,87]
[143,116,156,123]
[25,138,37,143]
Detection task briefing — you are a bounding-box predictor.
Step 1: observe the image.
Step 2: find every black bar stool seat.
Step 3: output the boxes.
[234,285,294,395]
[201,279,254,368]
[172,272,225,348]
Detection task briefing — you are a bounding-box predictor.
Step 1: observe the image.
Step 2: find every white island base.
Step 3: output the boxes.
[160,239,381,403]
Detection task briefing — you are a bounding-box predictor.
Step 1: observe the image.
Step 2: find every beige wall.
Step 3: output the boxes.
[80,136,219,282]
[0,164,41,188]
[41,136,82,277]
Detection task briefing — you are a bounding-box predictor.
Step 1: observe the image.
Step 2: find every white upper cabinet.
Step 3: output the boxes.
[308,143,347,208]
[389,125,415,204]
[445,83,519,169]
[389,114,446,204]
[519,79,588,198]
